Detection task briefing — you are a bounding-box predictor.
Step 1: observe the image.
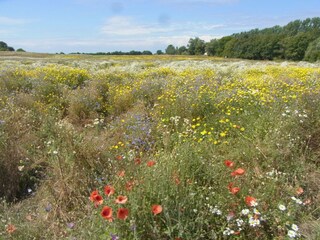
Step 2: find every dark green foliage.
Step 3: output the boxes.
[282,33,312,60]
[142,50,153,55]
[188,37,206,55]
[165,44,177,55]
[0,41,8,50]
[16,48,26,52]
[177,46,188,55]
[166,17,320,61]
[219,17,320,61]
[164,45,189,55]
[156,49,164,55]
[0,41,15,51]
[304,37,320,62]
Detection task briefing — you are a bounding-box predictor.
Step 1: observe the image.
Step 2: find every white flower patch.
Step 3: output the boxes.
[248,217,260,227]
[278,204,286,211]
[223,227,234,236]
[241,209,250,215]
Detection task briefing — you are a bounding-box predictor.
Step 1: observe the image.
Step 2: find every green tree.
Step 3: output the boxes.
[283,32,313,60]
[165,44,177,55]
[177,46,188,55]
[205,39,219,56]
[142,50,152,55]
[188,37,205,55]
[207,36,233,57]
[156,50,163,55]
[204,17,320,61]
[257,34,282,60]
[304,37,320,62]
[283,19,302,36]
[222,38,237,58]
[0,41,8,51]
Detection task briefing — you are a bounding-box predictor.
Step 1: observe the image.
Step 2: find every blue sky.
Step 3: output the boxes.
[0,0,320,53]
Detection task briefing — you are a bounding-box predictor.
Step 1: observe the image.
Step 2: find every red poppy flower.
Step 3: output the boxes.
[115,195,128,204]
[245,196,257,207]
[152,204,163,215]
[6,224,16,234]
[228,182,240,193]
[104,185,115,197]
[147,160,156,167]
[117,208,129,220]
[231,168,245,176]
[230,187,240,195]
[90,190,103,206]
[93,194,103,207]
[101,206,113,222]
[224,160,234,168]
[90,190,99,202]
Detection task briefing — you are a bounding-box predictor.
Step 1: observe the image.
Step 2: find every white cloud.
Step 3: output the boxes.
[101,16,171,36]
[101,16,225,37]
[198,35,224,41]
[0,16,27,25]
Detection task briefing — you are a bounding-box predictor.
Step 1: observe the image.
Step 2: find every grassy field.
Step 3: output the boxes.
[0,53,319,239]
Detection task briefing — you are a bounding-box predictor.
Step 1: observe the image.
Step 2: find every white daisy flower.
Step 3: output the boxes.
[241,209,250,215]
[287,230,297,238]
[291,224,299,231]
[278,204,286,211]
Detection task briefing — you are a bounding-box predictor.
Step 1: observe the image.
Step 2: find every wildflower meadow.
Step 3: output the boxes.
[0,53,319,239]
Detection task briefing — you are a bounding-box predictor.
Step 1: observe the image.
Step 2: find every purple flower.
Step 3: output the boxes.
[67,222,75,229]
[110,233,119,240]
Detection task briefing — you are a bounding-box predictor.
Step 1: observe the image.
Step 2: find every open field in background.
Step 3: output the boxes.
[0,54,320,239]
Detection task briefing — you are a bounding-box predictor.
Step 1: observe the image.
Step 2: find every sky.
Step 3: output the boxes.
[0,0,320,53]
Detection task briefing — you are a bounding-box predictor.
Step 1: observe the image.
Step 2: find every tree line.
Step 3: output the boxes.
[0,41,25,52]
[165,17,320,62]
[70,50,153,55]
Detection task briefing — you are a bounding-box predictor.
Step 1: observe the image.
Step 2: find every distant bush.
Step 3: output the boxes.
[16,48,26,52]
